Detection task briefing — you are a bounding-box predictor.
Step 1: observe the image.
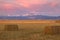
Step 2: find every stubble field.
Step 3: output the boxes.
[0,20,60,40]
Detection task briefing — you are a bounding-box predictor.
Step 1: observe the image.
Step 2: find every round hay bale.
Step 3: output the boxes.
[44,26,60,35]
[4,24,19,31]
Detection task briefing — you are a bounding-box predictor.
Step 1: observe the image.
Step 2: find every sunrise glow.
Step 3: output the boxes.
[0,0,60,16]
[3,3,13,9]
[15,0,48,8]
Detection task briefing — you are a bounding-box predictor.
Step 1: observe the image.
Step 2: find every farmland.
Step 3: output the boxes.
[0,20,60,40]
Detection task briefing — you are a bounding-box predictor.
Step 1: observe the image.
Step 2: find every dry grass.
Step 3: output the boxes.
[0,20,55,24]
[0,20,60,40]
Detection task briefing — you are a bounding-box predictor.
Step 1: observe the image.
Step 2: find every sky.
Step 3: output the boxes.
[0,0,60,16]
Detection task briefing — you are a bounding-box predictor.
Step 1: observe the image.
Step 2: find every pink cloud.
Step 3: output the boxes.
[15,0,48,8]
[0,0,60,16]
[49,1,58,7]
[3,3,13,9]
[0,2,13,9]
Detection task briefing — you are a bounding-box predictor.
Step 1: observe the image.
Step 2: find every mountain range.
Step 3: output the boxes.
[0,15,60,20]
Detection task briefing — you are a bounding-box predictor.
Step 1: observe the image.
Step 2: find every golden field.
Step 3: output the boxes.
[0,20,57,23]
[0,20,60,40]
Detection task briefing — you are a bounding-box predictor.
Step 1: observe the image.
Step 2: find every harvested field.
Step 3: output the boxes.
[0,20,60,40]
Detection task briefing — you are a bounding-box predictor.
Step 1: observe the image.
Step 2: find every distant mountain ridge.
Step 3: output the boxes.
[0,15,60,20]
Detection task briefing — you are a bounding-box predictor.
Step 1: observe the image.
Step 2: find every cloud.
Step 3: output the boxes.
[0,0,60,8]
[0,0,60,16]
[15,0,48,8]
[48,0,59,8]
[3,3,14,9]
